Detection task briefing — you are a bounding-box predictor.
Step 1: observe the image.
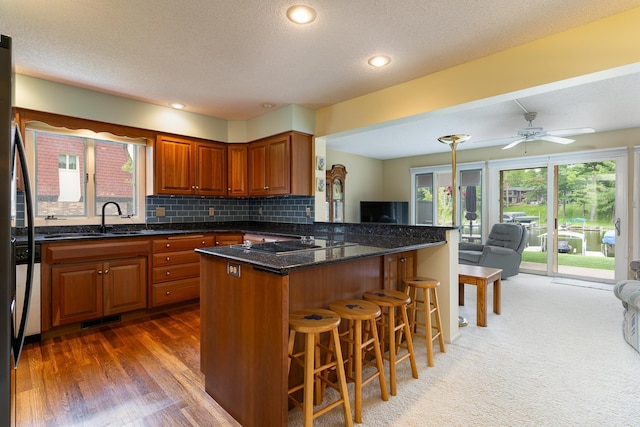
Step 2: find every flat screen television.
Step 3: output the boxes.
[360,201,409,224]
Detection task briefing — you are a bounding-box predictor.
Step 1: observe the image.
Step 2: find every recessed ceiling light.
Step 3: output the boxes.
[286,5,317,24]
[368,55,391,68]
[170,102,186,109]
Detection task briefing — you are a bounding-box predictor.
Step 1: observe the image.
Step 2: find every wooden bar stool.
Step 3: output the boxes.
[287,308,353,427]
[329,299,389,423]
[363,289,418,396]
[403,277,446,367]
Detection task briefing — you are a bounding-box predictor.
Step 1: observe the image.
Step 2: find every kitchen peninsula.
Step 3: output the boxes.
[197,225,459,426]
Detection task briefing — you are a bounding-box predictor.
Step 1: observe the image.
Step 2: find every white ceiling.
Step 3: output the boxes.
[2,0,640,159]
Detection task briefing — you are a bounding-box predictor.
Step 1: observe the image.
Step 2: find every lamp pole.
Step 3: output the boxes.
[438,134,470,226]
[439,134,471,328]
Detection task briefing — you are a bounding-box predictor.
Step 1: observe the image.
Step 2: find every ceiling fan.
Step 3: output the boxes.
[497,100,595,150]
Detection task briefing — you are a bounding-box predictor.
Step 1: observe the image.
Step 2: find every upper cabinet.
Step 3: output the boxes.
[248,131,312,196]
[227,143,248,197]
[154,134,227,196]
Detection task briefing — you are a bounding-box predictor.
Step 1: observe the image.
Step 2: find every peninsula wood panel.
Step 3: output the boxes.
[200,256,288,426]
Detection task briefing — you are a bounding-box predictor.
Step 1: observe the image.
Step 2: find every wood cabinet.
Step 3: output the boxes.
[151,234,215,307]
[51,257,147,326]
[227,144,248,196]
[154,134,227,196]
[382,250,416,292]
[248,131,312,196]
[42,239,150,331]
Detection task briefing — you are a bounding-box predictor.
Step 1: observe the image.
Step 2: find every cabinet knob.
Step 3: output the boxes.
[166,243,171,248]
[227,188,231,191]
[104,269,109,274]
[202,240,206,245]
[192,185,196,189]
[166,271,171,276]
[216,241,219,245]
[166,257,170,261]
[165,291,171,296]
[98,270,103,274]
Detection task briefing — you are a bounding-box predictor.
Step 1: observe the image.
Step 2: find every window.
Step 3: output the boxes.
[25,122,147,225]
[411,162,484,242]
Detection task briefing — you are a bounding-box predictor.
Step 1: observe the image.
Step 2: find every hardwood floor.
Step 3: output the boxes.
[15,305,241,426]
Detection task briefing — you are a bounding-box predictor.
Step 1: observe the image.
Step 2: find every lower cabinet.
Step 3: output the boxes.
[382,250,416,292]
[151,234,215,308]
[51,256,147,327]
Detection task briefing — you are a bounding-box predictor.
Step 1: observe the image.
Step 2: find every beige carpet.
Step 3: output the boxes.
[288,273,640,426]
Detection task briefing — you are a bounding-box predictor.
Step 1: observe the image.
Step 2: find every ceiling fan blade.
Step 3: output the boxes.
[502,138,525,150]
[547,127,595,137]
[539,135,575,144]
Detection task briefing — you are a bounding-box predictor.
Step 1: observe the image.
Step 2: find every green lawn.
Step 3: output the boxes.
[522,251,615,270]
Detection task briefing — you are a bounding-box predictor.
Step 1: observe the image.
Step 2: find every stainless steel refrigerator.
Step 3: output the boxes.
[1,34,36,427]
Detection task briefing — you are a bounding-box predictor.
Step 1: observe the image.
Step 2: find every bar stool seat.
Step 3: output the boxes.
[403,277,446,367]
[329,299,389,423]
[287,308,353,427]
[363,289,418,396]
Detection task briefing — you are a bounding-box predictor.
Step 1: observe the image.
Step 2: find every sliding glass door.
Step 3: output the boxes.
[492,149,627,283]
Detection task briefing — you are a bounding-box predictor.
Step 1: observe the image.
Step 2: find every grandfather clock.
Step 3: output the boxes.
[326,164,347,222]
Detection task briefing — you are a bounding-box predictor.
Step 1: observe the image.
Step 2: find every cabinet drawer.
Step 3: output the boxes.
[152,251,200,267]
[152,262,200,283]
[152,278,199,307]
[153,236,214,253]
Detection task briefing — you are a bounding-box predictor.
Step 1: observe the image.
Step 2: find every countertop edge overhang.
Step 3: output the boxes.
[24,221,455,243]
[196,239,446,275]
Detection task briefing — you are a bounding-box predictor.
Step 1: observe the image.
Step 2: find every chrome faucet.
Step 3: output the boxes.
[100,201,122,233]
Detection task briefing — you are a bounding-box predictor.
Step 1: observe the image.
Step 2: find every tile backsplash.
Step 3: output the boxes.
[145,195,315,224]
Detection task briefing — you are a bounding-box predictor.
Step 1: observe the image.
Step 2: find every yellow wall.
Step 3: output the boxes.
[315,7,640,138]
[326,149,384,222]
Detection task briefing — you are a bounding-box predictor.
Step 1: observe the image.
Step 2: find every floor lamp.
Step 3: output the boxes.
[438,134,471,327]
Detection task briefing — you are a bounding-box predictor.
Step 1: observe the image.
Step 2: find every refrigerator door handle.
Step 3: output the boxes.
[11,125,35,367]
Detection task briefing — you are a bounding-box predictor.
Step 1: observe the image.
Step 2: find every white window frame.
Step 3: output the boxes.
[25,122,147,227]
[410,161,485,226]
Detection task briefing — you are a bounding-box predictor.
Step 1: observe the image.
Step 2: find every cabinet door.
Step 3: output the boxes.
[51,262,103,326]
[382,251,416,292]
[196,142,227,196]
[227,144,248,196]
[155,135,195,195]
[265,135,291,194]
[103,257,147,315]
[248,141,268,195]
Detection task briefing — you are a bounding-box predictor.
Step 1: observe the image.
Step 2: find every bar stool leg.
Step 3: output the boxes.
[400,304,419,379]
[331,327,353,427]
[303,333,315,426]
[424,287,435,367]
[368,317,389,403]
[387,306,398,396]
[431,288,446,354]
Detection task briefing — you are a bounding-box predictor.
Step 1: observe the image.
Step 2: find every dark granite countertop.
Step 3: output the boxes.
[195,234,445,275]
